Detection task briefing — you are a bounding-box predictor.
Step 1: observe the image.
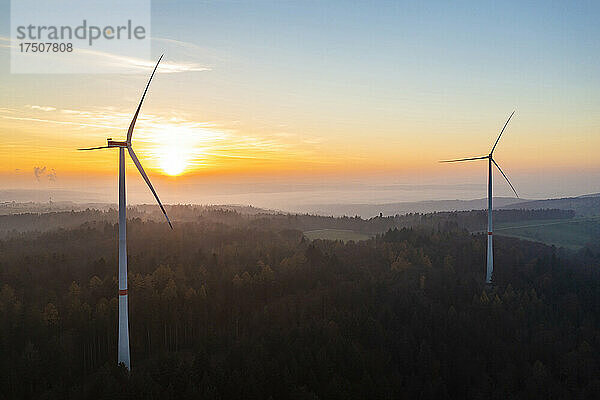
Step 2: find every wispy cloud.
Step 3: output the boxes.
[0,114,122,130]
[1,101,333,173]
[26,105,57,112]
[1,105,316,170]
[77,48,211,74]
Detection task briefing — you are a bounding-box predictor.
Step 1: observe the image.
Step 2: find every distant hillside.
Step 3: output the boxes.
[0,204,276,237]
[0,201,113,215]
[0,201,273,217]
[500,194,600,216]
[298,197,524,218]
[0,189,110,203]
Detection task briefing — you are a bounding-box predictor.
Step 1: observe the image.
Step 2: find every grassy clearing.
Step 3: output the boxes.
[304,229,372,242]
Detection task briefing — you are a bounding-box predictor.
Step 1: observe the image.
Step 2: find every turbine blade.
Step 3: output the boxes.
[126,54,164,144]
[77,146,110,150]
[491,158,518,198]
[439,156,488,163]
[490,110,515,154]
[127,147,173,229]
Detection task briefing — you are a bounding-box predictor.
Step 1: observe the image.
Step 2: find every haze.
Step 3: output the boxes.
[1,0,599,208]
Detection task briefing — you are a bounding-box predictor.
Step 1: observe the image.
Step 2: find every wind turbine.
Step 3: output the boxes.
[78,55,172,369]
[441,111,518,284]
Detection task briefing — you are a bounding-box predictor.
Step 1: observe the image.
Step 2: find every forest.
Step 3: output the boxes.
[0,204,575,237]
[0,209,599,399]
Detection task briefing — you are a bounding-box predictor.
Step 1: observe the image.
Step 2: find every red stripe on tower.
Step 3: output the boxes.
[119,289,128,296]
[488,232,493,235]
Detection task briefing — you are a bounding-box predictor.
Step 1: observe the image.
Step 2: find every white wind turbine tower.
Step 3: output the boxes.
[441,111,518,284]
[78,55,172,369]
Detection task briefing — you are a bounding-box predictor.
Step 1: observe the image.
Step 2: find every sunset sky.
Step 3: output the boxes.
[1,0,599,208]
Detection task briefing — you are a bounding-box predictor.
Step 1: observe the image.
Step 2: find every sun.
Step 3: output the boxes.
[141,120,224,176]
[159,148,188,176]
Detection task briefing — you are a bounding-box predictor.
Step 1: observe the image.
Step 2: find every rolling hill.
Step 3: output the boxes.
[299,197,525,218]
[500,193,600,216]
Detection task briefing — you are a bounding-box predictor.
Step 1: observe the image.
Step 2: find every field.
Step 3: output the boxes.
[495,216,600,250]
[303,228,372,242]
[303,216,600,249]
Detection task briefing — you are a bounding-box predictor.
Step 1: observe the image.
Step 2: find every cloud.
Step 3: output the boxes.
[77,48,211,74]
[0,114,122,130]
[2,103,328,173]
[26,105,57,112]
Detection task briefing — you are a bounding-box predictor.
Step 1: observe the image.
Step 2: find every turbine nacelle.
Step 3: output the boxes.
[107,139,129,148]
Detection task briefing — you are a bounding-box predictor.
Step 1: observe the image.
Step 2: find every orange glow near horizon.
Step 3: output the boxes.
[0,100,599,188]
